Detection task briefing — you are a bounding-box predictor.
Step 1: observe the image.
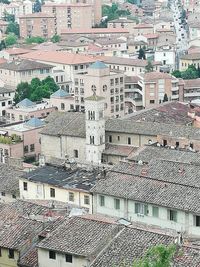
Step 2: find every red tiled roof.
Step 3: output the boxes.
[0,58,7,64]
[144,71,173,81]
[20,51,96,65]
[4,47,31,55]
[144,33,159,39]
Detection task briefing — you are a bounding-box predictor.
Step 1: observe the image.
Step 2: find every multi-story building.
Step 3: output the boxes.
[0,59,54,88]
[50,89,74,111]
[19,13,55,38]
[0,86,15,117]
[74,61,125,117]
[5,98,56,123]
[42,3,92,34]
[107,17,137,34]
[0,117,45,161]
[180,53,200,71]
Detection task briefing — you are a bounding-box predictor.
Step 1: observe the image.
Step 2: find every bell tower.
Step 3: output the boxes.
[85,90,105,165]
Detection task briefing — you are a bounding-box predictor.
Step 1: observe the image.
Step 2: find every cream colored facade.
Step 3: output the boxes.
[0,248,19,267]
[180,55,200,71]
[74,62,125,117]
[38,248,88,267]
[19,178,93,212]
[93,193,200,237]
[0,66,53,87]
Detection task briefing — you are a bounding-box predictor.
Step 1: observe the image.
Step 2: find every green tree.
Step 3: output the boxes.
[5,33,17,46]
[14,76,59,103]
[145,60,153,72]
[0,0,10,4]
[26,36,46,44]
[33,0,41,12]
[102,3,130,22]
[181,65,198,79]
[14,82,31,104]
[172,70,182,78]
[51,34,61,43]
[132,244,176,267]
[138,48,146,59]
[3,11,14,22]
[5,22,19,37]
[163,93,168,102]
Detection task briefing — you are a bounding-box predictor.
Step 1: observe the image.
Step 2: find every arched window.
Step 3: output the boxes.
[91,85,97,94]
[103,85,107,92]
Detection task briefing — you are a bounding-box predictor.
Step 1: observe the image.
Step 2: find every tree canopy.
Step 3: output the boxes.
[172,65,199,79]
[5,33,17,46]
[3,11,14,22]
[5,22,19,37]
[14,77,59,103]
[102,3,131,22]
[138,48,146,60]
[132,244,176,267]
[145,60,153,72]
[26,36,46,44]
[51,34,61,43]
[0,0,10,4]
[33,0,42,12]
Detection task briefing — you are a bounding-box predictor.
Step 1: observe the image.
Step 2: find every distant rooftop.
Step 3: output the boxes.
[51,89,70,98]
[0,59,53,71]
[25,117,45,128]
[17,98,35,108]
[89,61,108,70]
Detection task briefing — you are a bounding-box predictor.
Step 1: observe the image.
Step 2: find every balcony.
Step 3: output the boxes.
[125,97,143,107]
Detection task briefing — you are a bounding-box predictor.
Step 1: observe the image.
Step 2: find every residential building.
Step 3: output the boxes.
[0,86,15,117]
[20,50,96,91]
[101,56,162,76]
[42,3,92,34]
[124,72,179,111]
[107,17,137,34]
[0,163,23,201]
[5,98,56,123]
[91,160,200,236]
[155,43,176,71]
[19,163,101,213]
[176,78,200,102]
[94,37,127,56]
[0,47,31,61]
[0,59,54,88]
[19,13,56,38]
[50,89,74,111]
[74,61,125,117]
[0,117,45,161]
[60,28,129,39]
[133,23,154,36]
[180,53,200,71]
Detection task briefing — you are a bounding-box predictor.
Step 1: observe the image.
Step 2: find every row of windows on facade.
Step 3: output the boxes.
[110,95,124,103]
[1,191,16,198]
[88,111,103,120]
[23,182,90,205]
[1,100,12,107]
[111,103,124,113]
[74,77,124,87]
[110,65,146,73]
[74,87,124,95]
[89,135,104,145]
[49,250,72,263]
[60,103,74,111]
[108,135,132,144]
[24,144,35,154]
[7,112,50,121]
[98,196,200,226]
[0,248,15,259]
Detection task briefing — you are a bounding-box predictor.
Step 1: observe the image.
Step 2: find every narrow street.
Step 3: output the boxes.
[170,0,188,68]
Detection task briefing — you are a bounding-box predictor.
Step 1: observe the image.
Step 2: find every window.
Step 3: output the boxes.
[84,195,90,205]
[152,206,159,218]
[99,195,105,206]
[118,136,120,141]
[69,192,74,202]
[12,194,16,199]
[114,198,120,209]
[127,137,131,145]
[103,85,107,92]
[23,182,27,191]
[66,254,72,263]
[194,215,200,227]
[30,144,35,152]
[74,149,78,158]
[50,188,55,198]
[163,139,167,146]
[1,192,5,196]
[8,249,14,259]
[109,135,112,143]
[150,100,155,104]
[168,209,177,222]
[61,103,65,110]
[135,203,148,215]
[24,145,28,154]
[49,250,56,260]
[90,136,94,144]
[2,102,5,107]
[175,141,179,148]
